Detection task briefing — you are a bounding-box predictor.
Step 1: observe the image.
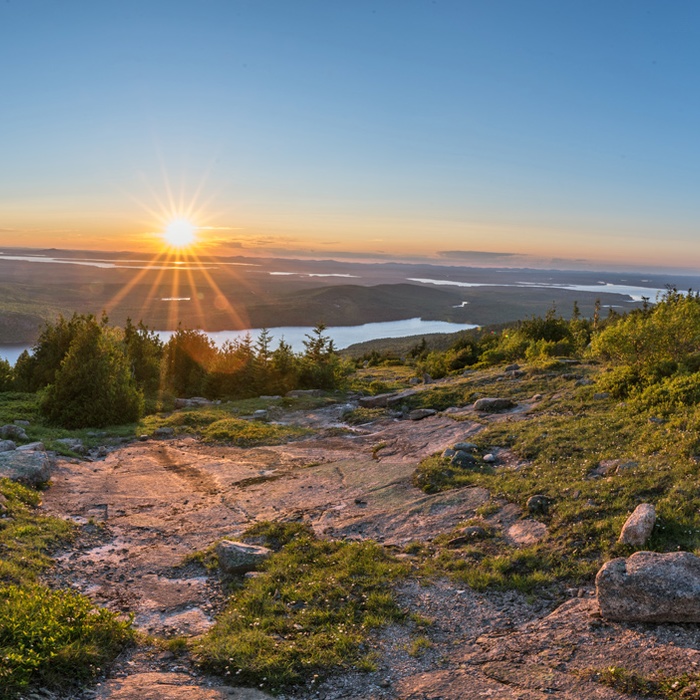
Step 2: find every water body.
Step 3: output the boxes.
[0,318,478,366]
[154,318,479,353]
[0,254,216,271]
[408,278,665,302]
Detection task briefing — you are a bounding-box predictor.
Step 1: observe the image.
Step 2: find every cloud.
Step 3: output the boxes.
[437,250,520,260]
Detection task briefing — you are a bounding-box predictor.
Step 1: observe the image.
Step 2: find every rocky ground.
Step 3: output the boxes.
[29,398,700,699]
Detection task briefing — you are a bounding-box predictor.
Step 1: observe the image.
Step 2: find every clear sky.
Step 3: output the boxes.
[2,1,700,270]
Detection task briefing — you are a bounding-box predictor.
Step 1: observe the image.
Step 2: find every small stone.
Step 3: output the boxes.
[473,397,516,412]
[13,420,30,426]
[252,409,268,421]
[0,440,16,452]
[618,503,655,546]
[442,448,456,458]
[153,427,175,438]
[453,442,478,452]
[483,453,496,463]
[526,494,551,515]
[532,394,543,401]
[505,363,520,372]
[450,451,478,468]
[460,525,488,539]
[575,378,595,386]
[16,442,44,452]
[138,434,149,441]
[593,392,610,400]
[216,540,271,575]
[0,424,28,442]
[408,408,437,421]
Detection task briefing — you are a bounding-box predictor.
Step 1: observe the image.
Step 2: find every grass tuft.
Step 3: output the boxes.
[196,526,407,691]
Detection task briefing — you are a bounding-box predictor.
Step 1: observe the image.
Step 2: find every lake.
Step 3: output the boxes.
[0,318,479,366]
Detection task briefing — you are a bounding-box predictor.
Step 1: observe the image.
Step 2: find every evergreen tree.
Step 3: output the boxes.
[41,319,143,428]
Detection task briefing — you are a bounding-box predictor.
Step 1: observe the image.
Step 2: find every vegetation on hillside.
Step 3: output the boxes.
[5,288,700,694]
[7,314,349,429]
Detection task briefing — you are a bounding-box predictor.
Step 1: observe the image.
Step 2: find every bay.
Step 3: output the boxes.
[0,318,478,366]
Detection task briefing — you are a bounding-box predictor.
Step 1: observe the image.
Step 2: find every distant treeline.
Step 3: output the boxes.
[0,314,348,428]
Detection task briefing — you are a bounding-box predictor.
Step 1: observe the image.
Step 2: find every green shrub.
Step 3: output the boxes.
[634,373,700,412]
[40,320,143,429]
[0,584,134,698]
[201,418,309,446]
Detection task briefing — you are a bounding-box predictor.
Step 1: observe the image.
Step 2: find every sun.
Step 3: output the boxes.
[163,219,197,248]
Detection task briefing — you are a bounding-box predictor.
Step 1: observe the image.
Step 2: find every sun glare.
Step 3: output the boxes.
[164,219,197,248]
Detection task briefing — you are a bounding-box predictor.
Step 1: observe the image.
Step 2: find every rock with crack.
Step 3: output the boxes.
[0,450,52,486]
[618,503,655,546]
[597,551,700,622]
[216,540,272,575]
[473,397,516,412]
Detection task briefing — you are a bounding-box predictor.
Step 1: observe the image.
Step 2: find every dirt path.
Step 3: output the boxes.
[38,405,700,699]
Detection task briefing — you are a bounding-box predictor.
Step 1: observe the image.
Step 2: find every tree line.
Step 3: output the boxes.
[0,314,347,428]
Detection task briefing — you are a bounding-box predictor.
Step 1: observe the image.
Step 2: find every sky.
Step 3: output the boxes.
[2,1,700,270]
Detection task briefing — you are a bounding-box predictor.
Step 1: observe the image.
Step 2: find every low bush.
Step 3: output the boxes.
[0,584,134,698]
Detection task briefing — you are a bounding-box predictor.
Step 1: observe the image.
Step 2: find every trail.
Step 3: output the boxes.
[37,402,700,699]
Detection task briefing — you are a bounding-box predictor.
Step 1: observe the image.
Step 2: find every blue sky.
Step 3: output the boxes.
[2,1,699,269]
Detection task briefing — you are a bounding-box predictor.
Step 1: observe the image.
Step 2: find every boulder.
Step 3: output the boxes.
[442,448,456,458]
[0,451,52,486]
[0,440,16,452]
[596,551,700,622]
[216,540,271,575]
[473,397,516,413]
[0,424,28,442]
[618,503,656,546]
[408,408,436,421]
